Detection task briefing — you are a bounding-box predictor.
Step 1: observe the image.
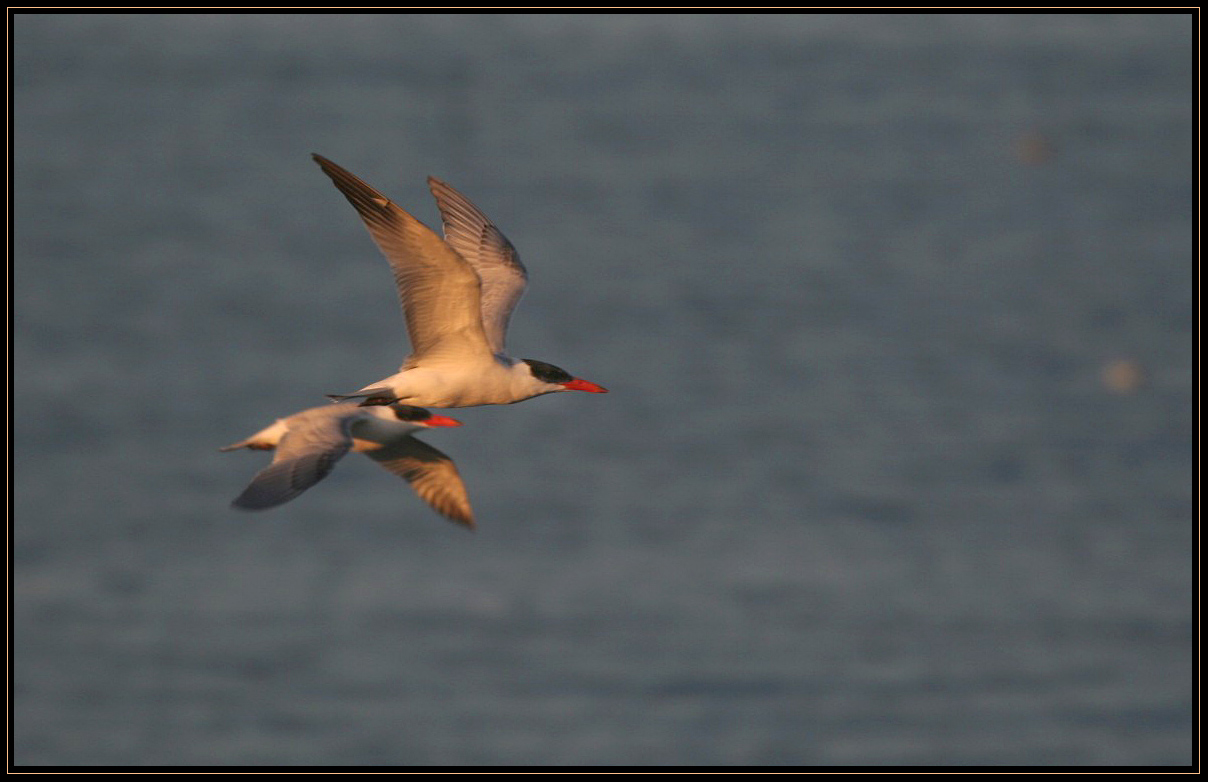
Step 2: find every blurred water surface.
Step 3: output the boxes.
[13,13,1192,766]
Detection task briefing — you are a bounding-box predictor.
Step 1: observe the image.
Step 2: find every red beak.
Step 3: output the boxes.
[562,377,609,393]
[424,414,463,427]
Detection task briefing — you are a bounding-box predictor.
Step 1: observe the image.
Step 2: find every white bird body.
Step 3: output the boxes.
[223,404,438,452]
[221,403,473,526]
[312,154,607,407]
[351,354,580,408]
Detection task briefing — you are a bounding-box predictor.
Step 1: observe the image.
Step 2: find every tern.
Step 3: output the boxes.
[313,154,608,408]
[221,402,474,527]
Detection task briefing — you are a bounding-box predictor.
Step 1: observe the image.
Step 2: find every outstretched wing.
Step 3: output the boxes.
[363,436,475,527]
[427,176,528,356]
[230,409,356,510]
[313,154,492,363]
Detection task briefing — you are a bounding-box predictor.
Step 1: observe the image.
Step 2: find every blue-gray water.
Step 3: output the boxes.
[13,14,1192,767]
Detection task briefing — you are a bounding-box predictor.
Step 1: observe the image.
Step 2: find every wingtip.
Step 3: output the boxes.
[231,487,289,512]
[440,502,476,529]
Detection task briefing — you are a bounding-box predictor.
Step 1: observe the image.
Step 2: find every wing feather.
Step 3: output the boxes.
[230,411,356,510]
[313,155,492,362]
[427,176,528,356]
[364,436,475,527]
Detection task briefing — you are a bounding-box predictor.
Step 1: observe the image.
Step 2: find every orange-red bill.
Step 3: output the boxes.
[424,414,463,427]
[563,378,608,393]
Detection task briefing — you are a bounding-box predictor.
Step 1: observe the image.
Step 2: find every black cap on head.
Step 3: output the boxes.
[390,405,433,422]
[522,359,573,384]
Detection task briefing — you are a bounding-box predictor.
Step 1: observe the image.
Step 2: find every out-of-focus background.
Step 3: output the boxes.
[13,13,1192,767]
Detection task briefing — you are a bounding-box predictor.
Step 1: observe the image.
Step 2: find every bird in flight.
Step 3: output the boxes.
[221,402,474,527]
[313,154,608,408]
